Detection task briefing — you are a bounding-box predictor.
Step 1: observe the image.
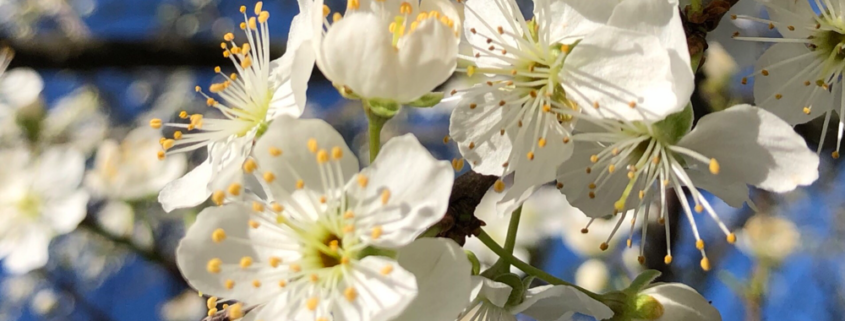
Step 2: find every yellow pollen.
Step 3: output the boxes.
[761,69,769,76]
[775,94,782,100]
[240,56,252,68]
[207,258,222,273]
[343,225,355,234]
[322,5,330,17]
[333,12,342,22]
[212,190,225,206]
[239,22,246,30]
[173,131,183,140]
[497,26,504,34]
[347,0,360,10]
[227,183,241,196]
[251,201,264,212]
[588,183,596,189]
[638,190,644,199]
[542,104,551,112]
[628,101,636,108]
[344,287,357,301]
[258,11,269,23]
[212,228,226,243]
[381,189,391,205]
[278,280,287,287]
[695,204,703,213]
[243,159,257,173]
[252,280,261,288]
[833,151,841,159]
[527,151,535,160]
[709,158,720,174]
[371,226,383,239]
[344,210,355,219]
[696,240,705,250]
[700,257,711,271]
[310,274,319,283]
[269,257,282,268]
[316,149,329,163]
[331,146,343,160]
[593,101,600,109]
[560,44,570,53]
[296,179,305,189]
[248,17,257,29]
[307,298,319,311]
[269,146,282,156]
[214,66,221,73]
[538,138,547,148]
[329,240,339,251]
[466,65,476,77]
[224,33,234,41]
[179,111,188,118]
[290,264,301,272]
[263,172,276,183]
[664,255,673,264]
[803,106,811,115]
[224,279,235,289]
[271,202,283,213]
[608,164,616,173]
[307,138,318,153]
[207,297,217,310]
[248,219,260,229]
[341,256,351,265]
[380,265,394,275]
[493,180,506,192]
[727,233,737,244]
[400,2,412,14]
[228,303,243,319]
[161,139,175,151]
[149,118,162,129]
[240,256,253,268]
[452,158,465,171]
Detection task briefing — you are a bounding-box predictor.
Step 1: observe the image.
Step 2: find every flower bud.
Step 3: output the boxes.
[635,283,721,321]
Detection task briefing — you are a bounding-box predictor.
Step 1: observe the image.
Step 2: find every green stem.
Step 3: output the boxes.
[364,102,388,163]
[502,206,522,261]
[476,229,603,301]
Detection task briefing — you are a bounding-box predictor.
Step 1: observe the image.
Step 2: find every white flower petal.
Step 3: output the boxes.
[352,134,452,248]
[449,90,514,176]
[336,256,418,321]
[175,204,302,305]
[463,0,521,68]
[760,0,815,38]
[752,43,828,125]
[253,116,358,198]
[536,0,618,43]
[472,276,513,308]
[42,190,89,234]
[33,146,85,199]
[512,284,614,321]
[556,141,635,217]
[396,18,458,102]
[158,158,213,212]
[393,238,473,321]
[563,26,678,122]
[269,5,316,119]
[0,68,43,109]
[677,104,819,193]
[640,283,722,321]
[2,225,50,274]
[685,169,750,209]
[607,0,694,113]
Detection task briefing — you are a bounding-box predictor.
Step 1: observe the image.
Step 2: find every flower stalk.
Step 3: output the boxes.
[364,100,389,163]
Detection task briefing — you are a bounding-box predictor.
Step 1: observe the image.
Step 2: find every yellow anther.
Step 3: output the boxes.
[347,0,360,10]
[224,279,235,289]
[700,257,711,271]
[761,69,769,76]
[212,190,225,205]
[149,118,162,129]
[371,226,383,239]
[310,274,319,283]
[664,255,673,264]
[224,33,234,41]
[269,257,282,268]
[239,5,246,13]
[252,202,264,212]
[227,183,242,196]
[207,258,222,273]
[727,233,737,244]
[258,11,270,23]
[493,180,505,193]
[538,138,547,148]
[240,256,253,268]
[344,287,357,302]
[341,256,351,265]
[358,174,369,188]
[316,149,329,163]
[329,240,339,251]
[496,26,504,34]
[381,189,391,205]
[400,2,413,14]
[319,195,327,204]
[380,265,394,275]
[207,297,218,310]
[248,219,260,229]
[443,135,451,144]
[343,225,355,234]
[252,280,261,288]
[695,204,703,213]
[267,146,282,157]
[271,202,283,213]
[343,210,354,219]
[307,138,318,153]
[278,280,287,287]
[331,146,343,159]
[157,150,166,160]
[833,151,841,159]
[243,158,257,173]
[179,110,188,119]
[709,158,720,174]
[560,44,570,53]
[452,158,465,171]
[608,164,616,173]
[775,93,783,100]
[307,298,319,311]
[638,190,645,199]
[240,56,252,68]
[466,65,476,77]
[322,4,330,17]
[696,240,705,250]
[333,12,342,22]
[161,139,175,151]
[588,183,596,189]
[241,43,250,54]
[803,106,811,114]
[239,22,246,30]
[214,66,221,73]
[248,17,257,29]
[527,151,535,160]
[223,51,230,58]
[599,243,609,251]
[263,171,276,183]
[296,179,305,189]
[211,228,226,243]
[588,191,596,199]
[228,303,244,319]
[290,264,301,272]
[254,1,263,14]
[468,142,476,149]
[429,10,440,19]
[590,155,599,163]
[194,86,201,92]
[173,131,183,140]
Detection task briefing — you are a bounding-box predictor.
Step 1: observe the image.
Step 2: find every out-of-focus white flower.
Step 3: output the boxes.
[450,0,692,210]
[95,201,134,237]
[557,105,818,270]
[0,146,89,274]
[458,276,613,321]
[575,259,609,293]
[40,87,107,155]
[30,289,58,316]
[314,0,460,104]
[0,47,43,132]
[176,118,462,321]
[737,214,800,264]
[634,283,721,321]
[155,1,315,212]
[160,290,207,321]
[735,0,845,157]
[86,127,186,201]
[703,42,738,83]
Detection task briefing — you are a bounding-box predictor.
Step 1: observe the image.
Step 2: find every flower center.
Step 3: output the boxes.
[16,193,41,219]
[811,16,845,77]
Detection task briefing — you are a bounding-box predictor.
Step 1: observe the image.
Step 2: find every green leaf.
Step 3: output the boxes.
[407,92,444,108]
[366,98,401,119]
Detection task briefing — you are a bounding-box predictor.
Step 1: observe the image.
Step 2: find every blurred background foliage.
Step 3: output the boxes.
[0,0,844,320]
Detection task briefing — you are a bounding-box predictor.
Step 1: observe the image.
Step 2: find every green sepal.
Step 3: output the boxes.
[630,294,664,320]
[357,246,398,260]
[407,92,444,108]
[652,104,693,145]
[366,98,401,119]
[465,250,481,275]
[493,273,526,307]
[624,270,663,295]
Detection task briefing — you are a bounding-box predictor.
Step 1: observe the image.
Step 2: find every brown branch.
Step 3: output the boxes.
[682,0,741,59]
[435,171,498,246]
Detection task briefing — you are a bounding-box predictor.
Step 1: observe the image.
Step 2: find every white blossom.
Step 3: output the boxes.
[0,47,43,137]
[449,0,691,209]
[39,87,108,155]
[737,214,800,264]
[735,0,845,157]
[0,146,89,274]
[155,1,316,212]
[556,104,818,270]
[176,117,460,321]
[313,0,460,104]
[636,283,721,321]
